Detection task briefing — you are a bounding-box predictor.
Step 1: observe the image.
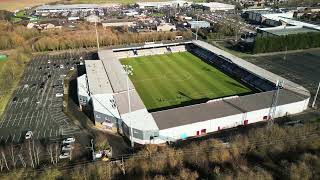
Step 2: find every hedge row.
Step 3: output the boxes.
[253,32,320,53]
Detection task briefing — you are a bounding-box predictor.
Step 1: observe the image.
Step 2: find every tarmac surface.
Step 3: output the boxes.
[246,49,320,107]
[0,52,94,144]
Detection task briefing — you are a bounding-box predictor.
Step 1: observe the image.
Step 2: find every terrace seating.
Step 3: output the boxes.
[186,44,277,92]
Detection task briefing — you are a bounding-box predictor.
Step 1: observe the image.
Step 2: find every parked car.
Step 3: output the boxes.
[62,144,73,151]
[63,137,75,144]
[59,152,70,159]
[55,93,63,97]
[12,97,18,102]
[25,131,33,139]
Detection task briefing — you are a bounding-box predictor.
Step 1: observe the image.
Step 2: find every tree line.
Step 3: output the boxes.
[0,21,192,52]
[1,122,319,180]
[253,32,320,53]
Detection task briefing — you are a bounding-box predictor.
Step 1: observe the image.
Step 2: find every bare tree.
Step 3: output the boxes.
[28,141,34,168]
[18,154,26,168]
[48,144,54,164]
[1,150,9,171]
[0,156,4,171]
[36,145,40,165]
[9,145,16,168]
[55,143,59,164]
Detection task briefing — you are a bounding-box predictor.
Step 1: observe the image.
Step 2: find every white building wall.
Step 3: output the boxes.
[155,98,309,144]
[246,108,270,124]
[159,113,243,141]
[275,98,309,117]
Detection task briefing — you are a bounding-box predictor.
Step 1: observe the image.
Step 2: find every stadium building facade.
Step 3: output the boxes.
[77,40,310,145]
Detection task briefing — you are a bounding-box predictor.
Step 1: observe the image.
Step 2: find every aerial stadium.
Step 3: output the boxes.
[77,40,310,145]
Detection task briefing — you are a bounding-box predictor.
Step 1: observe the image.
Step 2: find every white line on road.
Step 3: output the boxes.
[5,136,9,143]
[11,134,15,143]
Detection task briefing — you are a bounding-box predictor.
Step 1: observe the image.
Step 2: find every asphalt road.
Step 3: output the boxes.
[0,51,94,144]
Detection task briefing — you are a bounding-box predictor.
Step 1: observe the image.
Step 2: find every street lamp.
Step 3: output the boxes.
[122,65,134,148]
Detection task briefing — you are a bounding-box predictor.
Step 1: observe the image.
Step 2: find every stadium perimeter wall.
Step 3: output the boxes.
[82,41,310,145]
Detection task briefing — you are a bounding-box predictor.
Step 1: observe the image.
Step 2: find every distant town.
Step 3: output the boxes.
[0,0,320,179]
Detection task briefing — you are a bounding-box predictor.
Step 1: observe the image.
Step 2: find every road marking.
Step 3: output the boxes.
[0,136,3,142]
[17,133,21,143]
[43,129,47,137]
[36,131,40,139]
[11,134,15,143]
[50,129,52,137]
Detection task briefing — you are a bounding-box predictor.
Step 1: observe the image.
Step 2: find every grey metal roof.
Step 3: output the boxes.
[85,60,113,95]
[260,27,319,36]
[152,89,308,130]
[152,98,242,130]
[99,50,135,93]
[35,4,100,10]
[114,90,146,115]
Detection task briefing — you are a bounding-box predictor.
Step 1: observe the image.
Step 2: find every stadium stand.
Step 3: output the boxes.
[186,44,276,92]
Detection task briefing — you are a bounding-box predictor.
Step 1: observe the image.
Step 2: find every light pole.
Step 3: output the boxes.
[122,65,134,148]
[95,19,100,50]
[312,82,320,108]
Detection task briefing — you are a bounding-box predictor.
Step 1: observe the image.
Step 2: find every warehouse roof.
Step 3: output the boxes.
[259,26,319,36]
[85,60,113,95]
[196,2,235,10]
[35,4,100,10]
[152,89,308,130]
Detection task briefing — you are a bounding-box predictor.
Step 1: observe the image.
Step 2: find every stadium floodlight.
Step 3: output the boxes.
[122,64,134,148]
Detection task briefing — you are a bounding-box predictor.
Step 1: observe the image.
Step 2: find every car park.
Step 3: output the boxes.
[0,51,94,144]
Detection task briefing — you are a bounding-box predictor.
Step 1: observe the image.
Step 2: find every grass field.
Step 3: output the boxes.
[0,0,57,11]
[121,52,252,111]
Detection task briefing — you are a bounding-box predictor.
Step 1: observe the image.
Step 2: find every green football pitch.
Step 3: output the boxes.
[120,52,253,111]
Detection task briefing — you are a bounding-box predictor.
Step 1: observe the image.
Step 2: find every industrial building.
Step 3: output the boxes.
[195,2,235,11]
[78,40,310,145]
[257,26,320,37]
[187,21,210,29]
[35,4,102,13]
[137,1,190,9]
[157,23,176,31]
